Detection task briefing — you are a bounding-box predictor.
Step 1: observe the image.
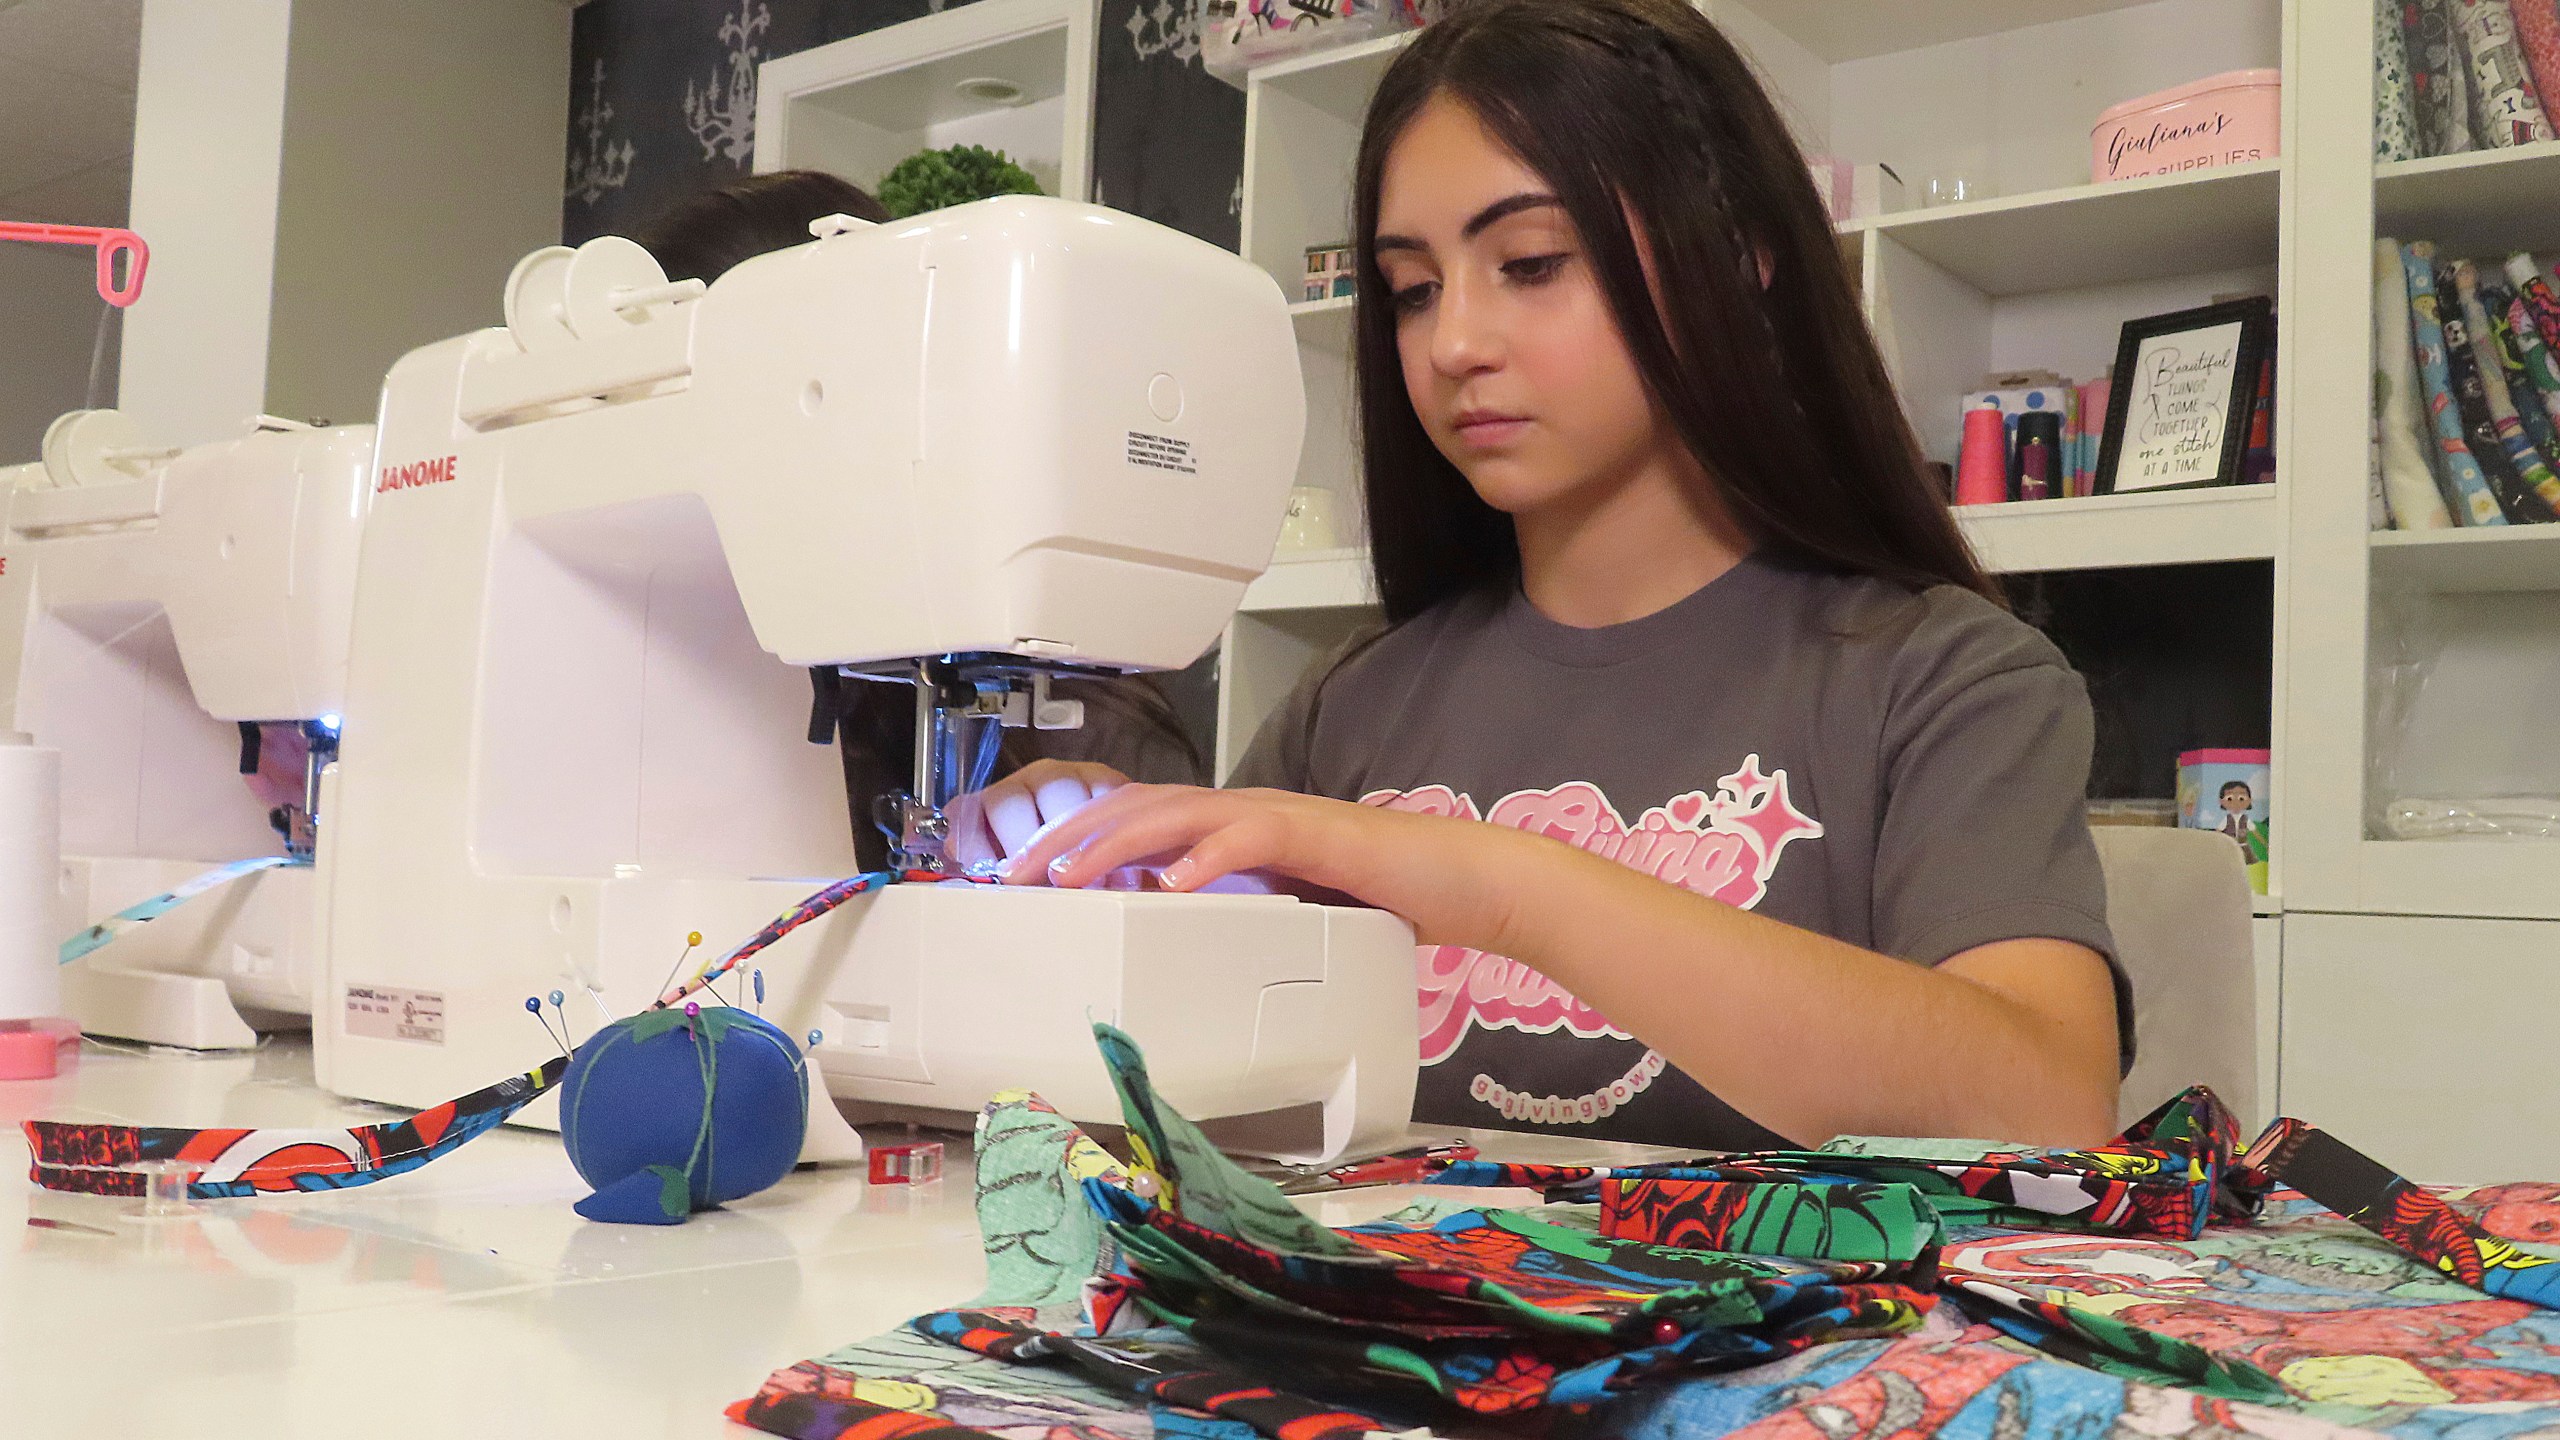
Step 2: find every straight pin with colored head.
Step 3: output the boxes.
[525,997,569,1058]
[656,929,704,1003]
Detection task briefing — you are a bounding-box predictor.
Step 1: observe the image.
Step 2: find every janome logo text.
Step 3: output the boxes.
[376,455,459,494]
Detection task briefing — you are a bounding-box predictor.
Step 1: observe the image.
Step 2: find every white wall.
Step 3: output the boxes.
[1827,0,2281,203]
[1709,0,1832,161]
[118,0,570,447]
[118,0,294,448]
[0,245,119,463]
[266,0,571,426]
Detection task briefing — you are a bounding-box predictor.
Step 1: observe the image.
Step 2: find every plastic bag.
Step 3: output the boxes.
[2384,795,2560,838]
[2370,581,2560,838]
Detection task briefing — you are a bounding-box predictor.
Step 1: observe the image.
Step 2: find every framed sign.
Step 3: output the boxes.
[2095,297,2273,494]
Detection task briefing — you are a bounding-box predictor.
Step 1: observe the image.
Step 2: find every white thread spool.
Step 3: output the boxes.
[0,730,62,1022]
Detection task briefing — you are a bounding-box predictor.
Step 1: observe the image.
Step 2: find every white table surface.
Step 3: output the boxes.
[0,1035,1629,1438]
[0,1035,993,1437]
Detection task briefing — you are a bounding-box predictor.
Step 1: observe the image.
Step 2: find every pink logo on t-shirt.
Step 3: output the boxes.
[1367,755,1823,1066]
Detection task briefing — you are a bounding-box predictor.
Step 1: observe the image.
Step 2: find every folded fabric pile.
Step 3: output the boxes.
[732,1027,2560,1440]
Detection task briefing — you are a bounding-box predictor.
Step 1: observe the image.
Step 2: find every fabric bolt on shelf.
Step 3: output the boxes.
[2434,260,2554,520]
[2380,0,2422,162]
[2412,0,2483,154]
[2478,279,2560,465]
[2405,242,2512,523]
[2513,0,2560,132]
[2506,253,2560,353]
[2376,239,2457,528]
[2453,259,2560,514]
[2245,348,2279,486]
[2500,286,2560,429]
[2455,0,2556,145]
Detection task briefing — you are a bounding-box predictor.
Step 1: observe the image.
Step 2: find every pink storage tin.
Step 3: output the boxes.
[2090,69,2280,184]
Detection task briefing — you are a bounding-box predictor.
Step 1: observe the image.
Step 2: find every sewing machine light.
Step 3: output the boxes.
[316,713,342,736]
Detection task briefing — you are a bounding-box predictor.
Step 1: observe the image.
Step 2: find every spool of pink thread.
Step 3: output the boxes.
[1956,405,2010,506]
[0,1026,57,1080]
[2076,376,2113,496]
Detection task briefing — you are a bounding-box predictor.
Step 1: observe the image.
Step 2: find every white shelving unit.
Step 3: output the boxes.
[1242,547,1373,612]
[2374,139,2560,258]
[752,0,1100,200]
[2371,526,2560,593]
[1854,160,2282,297]
[1958,487,2280,573]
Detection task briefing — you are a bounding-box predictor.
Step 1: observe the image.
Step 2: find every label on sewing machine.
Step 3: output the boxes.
[1124,431,1198,476]
[343,984,446,1045]
[375,454,459,494]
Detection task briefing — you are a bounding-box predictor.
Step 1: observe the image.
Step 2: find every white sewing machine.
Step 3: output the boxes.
[317,197,1419,1165]
[0,409,372,1049]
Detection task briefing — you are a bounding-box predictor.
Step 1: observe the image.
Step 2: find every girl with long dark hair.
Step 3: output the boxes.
[957,0,2126,1149]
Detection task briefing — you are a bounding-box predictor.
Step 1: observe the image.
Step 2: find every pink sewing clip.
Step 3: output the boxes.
[0,221,150,307]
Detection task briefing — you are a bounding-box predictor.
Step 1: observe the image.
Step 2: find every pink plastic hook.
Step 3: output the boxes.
[0,221,150,307]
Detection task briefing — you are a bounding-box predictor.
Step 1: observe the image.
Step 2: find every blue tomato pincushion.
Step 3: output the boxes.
[558,1004,807,1225]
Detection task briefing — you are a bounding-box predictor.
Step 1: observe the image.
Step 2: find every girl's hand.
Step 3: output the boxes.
[999,783,1541,950]
[945,760,1132,871]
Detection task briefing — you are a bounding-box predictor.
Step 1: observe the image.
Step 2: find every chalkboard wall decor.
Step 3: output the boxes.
[562,0,1246,253]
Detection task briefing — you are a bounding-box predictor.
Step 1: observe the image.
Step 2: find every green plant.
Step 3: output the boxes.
[875,144,1045,218]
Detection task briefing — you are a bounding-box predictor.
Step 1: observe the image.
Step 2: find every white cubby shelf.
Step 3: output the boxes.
[753,0,1100,201]
[1958,485,2280,573]
[1852,160,2281,298]
[2371,526,2560,594]
[1242,547,1373,613]
[2374,138,2560,258]
[1240,484,2285,618]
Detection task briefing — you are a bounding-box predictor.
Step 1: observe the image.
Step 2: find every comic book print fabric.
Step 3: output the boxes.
[1432,1083,2256,1246]
[22,1057,567,1198]
[735,1031,2560,1440]
[24,870,910,1202]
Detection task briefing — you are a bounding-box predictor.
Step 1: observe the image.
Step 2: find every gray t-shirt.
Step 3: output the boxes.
[1227,553,2124,1150]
